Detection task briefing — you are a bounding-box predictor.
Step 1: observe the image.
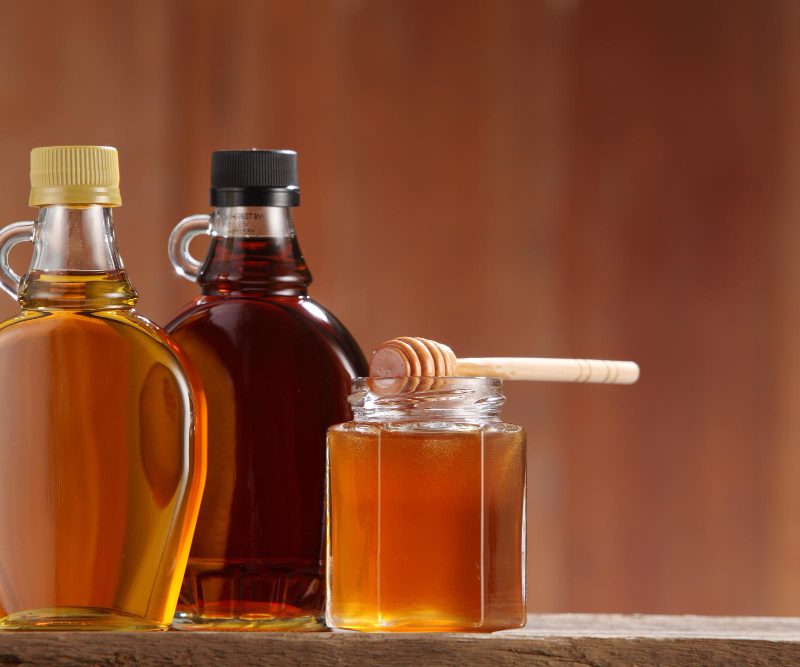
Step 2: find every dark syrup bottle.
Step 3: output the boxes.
[166,150,367,630]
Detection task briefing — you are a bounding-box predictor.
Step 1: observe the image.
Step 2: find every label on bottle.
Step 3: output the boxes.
[212,207,292,238]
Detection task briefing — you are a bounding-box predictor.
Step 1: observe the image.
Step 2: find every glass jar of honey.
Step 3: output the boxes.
[326,376,526,632]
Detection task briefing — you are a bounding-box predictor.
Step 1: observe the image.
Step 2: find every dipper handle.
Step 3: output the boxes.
[455,357,640,384]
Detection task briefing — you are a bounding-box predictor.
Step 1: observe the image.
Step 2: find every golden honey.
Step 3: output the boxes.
[326,377,526,632]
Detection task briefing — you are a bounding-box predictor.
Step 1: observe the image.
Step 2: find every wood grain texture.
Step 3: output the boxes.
[0,0,797,616]
[0,615,799,666]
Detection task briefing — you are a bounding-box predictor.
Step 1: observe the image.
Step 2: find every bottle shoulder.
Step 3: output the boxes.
[167,295,368,375]
[0,308,188,370]
[170,295,351,338]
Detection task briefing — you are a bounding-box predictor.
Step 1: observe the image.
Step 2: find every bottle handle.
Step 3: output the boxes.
[0,221,34,300]
[168,214,211,282]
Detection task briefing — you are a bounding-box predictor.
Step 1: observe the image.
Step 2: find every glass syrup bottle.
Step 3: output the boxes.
[0,146,206,630]
[167,149,367,631]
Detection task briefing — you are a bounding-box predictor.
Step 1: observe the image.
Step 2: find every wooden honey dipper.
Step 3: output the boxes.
[370,337,640,384]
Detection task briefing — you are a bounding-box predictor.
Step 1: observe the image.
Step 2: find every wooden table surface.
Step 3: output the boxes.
[0,614,798,666]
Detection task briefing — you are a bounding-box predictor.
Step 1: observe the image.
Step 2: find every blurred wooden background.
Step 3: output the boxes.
[1,0,798,615]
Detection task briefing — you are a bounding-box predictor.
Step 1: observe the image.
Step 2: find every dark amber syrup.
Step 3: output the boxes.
[169,235,366,629]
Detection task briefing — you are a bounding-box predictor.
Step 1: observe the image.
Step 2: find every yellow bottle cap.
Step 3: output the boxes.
[29,146,122,207]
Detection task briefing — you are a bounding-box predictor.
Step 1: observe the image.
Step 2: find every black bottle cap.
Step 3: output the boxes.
[210,149,300,207]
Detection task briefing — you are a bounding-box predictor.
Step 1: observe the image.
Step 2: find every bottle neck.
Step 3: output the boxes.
[18,205,137,310]
[198,206,312,297]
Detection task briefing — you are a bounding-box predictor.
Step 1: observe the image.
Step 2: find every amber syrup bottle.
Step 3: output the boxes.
[168,150,367,630]
[0,146,206,630]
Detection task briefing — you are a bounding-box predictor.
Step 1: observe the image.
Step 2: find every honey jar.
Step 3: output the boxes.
[326,376,526,632]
